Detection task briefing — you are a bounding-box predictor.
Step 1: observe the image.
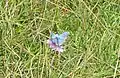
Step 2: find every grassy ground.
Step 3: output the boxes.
[0,0,120,78]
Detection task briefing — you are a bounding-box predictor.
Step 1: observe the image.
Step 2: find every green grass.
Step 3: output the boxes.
[0,0,120,78]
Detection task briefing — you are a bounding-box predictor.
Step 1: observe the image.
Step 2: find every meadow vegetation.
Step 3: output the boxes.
[0,0,120,78]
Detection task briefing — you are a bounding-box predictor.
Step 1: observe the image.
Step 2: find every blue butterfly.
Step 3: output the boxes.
[47,32,69,52]
[50,32,69,46]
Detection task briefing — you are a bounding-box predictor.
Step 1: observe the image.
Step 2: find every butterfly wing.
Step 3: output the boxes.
[50,32,59,45]
[58,32,69,45]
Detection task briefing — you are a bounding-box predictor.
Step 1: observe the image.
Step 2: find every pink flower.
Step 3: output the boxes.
[47,39,63,52]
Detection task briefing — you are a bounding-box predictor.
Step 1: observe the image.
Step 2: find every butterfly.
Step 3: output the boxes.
[47,32,69,52]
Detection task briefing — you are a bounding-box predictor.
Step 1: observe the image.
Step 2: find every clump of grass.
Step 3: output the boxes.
[0,0,120,78]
